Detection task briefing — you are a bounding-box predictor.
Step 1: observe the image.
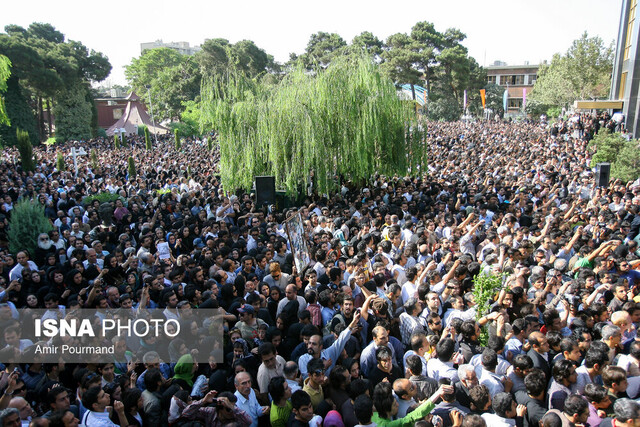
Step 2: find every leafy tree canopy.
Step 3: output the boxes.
[530,32,613,108]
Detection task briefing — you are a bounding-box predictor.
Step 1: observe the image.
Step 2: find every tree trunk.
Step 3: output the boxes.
[411,83,417,114]
[47,99,52,136]
[38,96,45,141]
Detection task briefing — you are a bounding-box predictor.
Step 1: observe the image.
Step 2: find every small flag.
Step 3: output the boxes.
[464,90,467,111]
[503,89,508,112]
[523,88,527,110]
[480,89,486,108]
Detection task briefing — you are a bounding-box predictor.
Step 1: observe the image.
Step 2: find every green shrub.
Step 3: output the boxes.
[128,156,136,178]
[8,198,53,257]
[16,128,35,172]
[90,149,98,170]
[588,129,640,183]
[114,134,120,149]
[174,129,181,150]
[144,127,151,150]
[81,192,127,207]
[56,153,65,171]
[473,271,506,345]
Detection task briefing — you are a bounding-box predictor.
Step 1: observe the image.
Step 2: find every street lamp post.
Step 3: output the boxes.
[145,85,159,144]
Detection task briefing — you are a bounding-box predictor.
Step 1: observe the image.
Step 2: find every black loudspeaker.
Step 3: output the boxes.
[255,176,276,206]
[595,163,611,187]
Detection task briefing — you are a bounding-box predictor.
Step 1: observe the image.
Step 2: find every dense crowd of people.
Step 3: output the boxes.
[0,113,639,427]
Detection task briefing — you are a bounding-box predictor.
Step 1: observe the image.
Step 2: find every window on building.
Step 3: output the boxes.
[529,74,537,85]
[507,98,523,109]
[499,75,526,85]
[619,72,628,99]
[486,75,496,84]
[625,0,637,60]
[113,109,123,120]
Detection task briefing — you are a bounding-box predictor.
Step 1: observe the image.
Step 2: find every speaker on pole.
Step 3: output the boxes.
[595,163,610,188]
[255,176,276,207]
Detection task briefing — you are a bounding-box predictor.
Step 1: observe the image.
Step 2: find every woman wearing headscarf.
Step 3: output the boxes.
[172,353,197,389]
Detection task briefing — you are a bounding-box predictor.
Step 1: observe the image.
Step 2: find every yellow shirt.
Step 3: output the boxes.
[303,377,324,410]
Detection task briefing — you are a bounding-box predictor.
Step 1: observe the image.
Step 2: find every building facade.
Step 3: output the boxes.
[611,0,639,137]
[485,63,539,117]
[140,40,201,55]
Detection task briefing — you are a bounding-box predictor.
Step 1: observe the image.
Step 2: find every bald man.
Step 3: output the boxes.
[393,379,419,418]
[8,397,35,426]
[276,284,307,318]
[233,372,268,427]
[527,331,551,380]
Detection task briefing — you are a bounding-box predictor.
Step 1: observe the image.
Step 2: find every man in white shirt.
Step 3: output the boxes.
[426,338,459,382]
[8,252,38,283]
[481,392,526,427]
[81,386,127,427]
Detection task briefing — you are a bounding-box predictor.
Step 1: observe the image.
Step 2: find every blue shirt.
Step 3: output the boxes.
[234,388,262,427]
[136,364,172,390]
[298,327,353,378]
[321,306,336,326]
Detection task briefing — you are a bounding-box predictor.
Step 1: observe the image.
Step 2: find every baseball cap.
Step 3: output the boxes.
[238,304,255,314]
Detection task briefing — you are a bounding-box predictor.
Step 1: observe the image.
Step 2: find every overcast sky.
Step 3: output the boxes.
[1,0,623,85]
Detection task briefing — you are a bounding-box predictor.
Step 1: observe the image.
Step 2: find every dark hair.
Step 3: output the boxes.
[349,379,370,400]
[81,386,102,411]
[481,349,498,371]
[437,338,455,362]
[268,376,287,402]
[329,366,349,390]
[513,354,534,372]
[583,384,608,404]
[354,394,374,424]
[48,410,73,427]
[307,357,325,376]
[560,338,578,354]
[524,369,547,397]
[375,346,392,362]
[492,392,514,418]
[373,382,395,419]
[405,355,423,376]
[563,394,588,418]
[46,387,68,408]
[540,412,563,427]
[584,349,608,369]
[122,388,142,414]
[144,368,163,392]
[258,342,275,357]
[291,389,312,411]
[469,385,490,411]
[552,359,576,383]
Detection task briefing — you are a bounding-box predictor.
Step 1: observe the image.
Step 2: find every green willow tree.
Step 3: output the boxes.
[201,56,427,196]
[0,55,10,125]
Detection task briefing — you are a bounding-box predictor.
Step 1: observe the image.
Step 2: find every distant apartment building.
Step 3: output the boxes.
[485,62,539,116]
[140,39,201,55]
